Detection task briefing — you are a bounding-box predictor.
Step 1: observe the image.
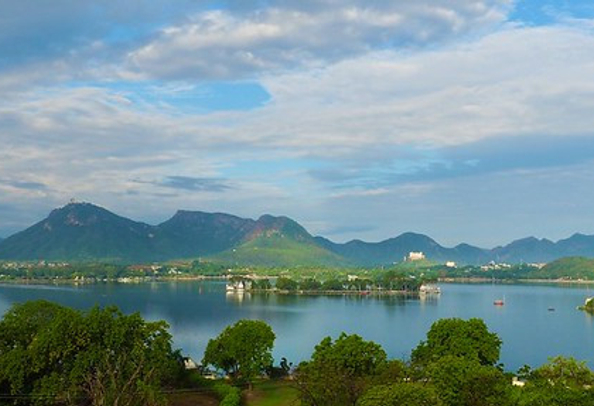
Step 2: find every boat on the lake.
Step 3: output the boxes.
[494,299,504,306]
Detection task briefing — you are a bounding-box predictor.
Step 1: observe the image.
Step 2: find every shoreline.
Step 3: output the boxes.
[438,277,594,285]
[234,288,422,296]
[1,275,594,287]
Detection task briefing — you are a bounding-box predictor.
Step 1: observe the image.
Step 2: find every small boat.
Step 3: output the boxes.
[548,307,555,312]
[493,299,504,306]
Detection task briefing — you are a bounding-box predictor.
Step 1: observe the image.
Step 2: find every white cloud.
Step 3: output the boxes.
[4,13,594,242]
[126,0,511,80]
[256,24,594,150]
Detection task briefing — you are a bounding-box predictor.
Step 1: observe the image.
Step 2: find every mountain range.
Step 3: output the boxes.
[1,202,594,266]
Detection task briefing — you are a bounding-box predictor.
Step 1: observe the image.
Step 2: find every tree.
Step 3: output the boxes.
[275,277,298,291]
[411,318,501,367]
[202,319,275,389]
[0,300,182,406]
[427,355,513,406]
[518,357,594,406]
[295,333,387,406]
[299,278,322,291]
[321,279,344,291]
[357,383,442,406]
[253,278,272,290]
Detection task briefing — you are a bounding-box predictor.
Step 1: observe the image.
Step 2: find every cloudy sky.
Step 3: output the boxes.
[1,0,594,247]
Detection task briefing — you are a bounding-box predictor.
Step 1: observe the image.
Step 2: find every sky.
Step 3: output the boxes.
[2,0,594,248]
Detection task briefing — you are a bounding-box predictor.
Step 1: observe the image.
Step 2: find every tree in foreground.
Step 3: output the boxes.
[427,355,513,406]
[295,333,387,406]
[411,318,502,367]
[202,319,275,389]
[518,356,594,406]
[0,300,182,406]
[409,318,512,406]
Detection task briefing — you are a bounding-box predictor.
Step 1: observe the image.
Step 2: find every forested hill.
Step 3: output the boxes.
[1,202,594,266]
[532,257,594,280]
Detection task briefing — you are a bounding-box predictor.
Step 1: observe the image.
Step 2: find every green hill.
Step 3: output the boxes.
[209,215,349,267]
[0,203,348,266]
[0,203,158,262]
[3,202,594,267]
[533,257,594,280]
[210,234,348,267]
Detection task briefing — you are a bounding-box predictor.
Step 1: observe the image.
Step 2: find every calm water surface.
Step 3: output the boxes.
[0,281,592,371]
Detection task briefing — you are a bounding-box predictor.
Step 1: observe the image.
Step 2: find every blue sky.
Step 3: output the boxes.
[2,0,594,248]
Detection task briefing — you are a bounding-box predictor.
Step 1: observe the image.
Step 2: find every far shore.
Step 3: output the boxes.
[238,288,422,296]
[439,277,594,285]
[1,275,594,287]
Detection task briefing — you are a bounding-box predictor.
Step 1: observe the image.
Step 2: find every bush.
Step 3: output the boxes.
[213,383,241,406]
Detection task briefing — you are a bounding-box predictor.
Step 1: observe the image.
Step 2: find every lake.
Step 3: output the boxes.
[0,281,592,371]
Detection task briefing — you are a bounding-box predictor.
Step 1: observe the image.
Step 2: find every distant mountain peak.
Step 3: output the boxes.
[245,214,312,242]
[1,202,594,265]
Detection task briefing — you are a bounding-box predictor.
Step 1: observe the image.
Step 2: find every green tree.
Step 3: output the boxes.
[518,357,594,406]
[349,278,372,291]
[253,278,272,290]
[299,278,322,291]
[275,277,298,291]
[0,300,182,406]
[202,319,275,389]
[295,333,387,406]
[357,383,442,406]
[411,318,502,367]
[374,359,409,384]
[427,355,513,406]
[321,279,344,291]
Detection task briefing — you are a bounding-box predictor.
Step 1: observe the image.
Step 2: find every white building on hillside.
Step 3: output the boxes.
[406,251,426,261]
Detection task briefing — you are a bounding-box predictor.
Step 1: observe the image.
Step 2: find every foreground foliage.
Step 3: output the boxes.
[1,300,593,406]
[0,300,182,406]
[295,333,387,406]
[203,320,275,389]
[291,317,594,406]
[411,318,502,367]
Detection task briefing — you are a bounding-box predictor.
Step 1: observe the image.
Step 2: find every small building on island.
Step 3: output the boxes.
[226,279,252,292]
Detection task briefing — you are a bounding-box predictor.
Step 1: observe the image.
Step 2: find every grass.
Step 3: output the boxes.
[244,379,300,406]
[168,391,219,406]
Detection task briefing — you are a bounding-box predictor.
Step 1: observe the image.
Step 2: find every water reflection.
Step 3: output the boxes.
[225,291,251,304]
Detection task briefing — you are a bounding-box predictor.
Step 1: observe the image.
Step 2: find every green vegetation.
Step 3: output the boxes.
[238,271,424,295]
[578,297,594,313]
[213,382,242,406]
[295,333,387,405]
[358,383,442,406]
[536,257,594,280]
[0,300,183,406]
[431,258,594,281]
[290,318,594,406]
[244,380,299,406]
[411,318,502,367]
[203,320,275,389]
[1,301,593,406]
[518,357,594,406]
[210,233,349,267]
[4,254,594,288]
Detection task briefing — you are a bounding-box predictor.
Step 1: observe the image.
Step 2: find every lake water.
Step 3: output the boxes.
[0,281,592,371]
